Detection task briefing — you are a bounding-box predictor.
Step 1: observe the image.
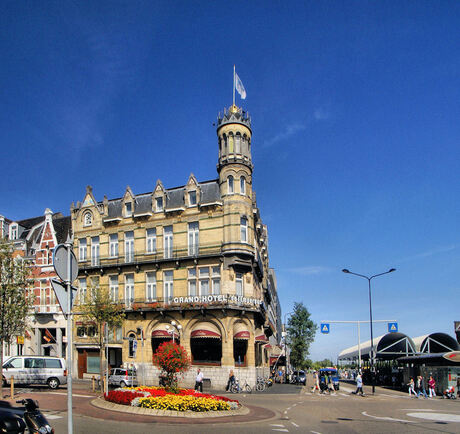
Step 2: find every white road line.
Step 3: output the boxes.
[291,421,299,427]
[272,430,289,432]
[270,424,285,427]
[339,393,348,397]
[362,411,413,423]
[47,392,94,398]
[286,407,292,410]
[339,386,354,393]
[407,412,460,423]
[310,431,322,434]
[401,408,435,411]
[43,414,63,420]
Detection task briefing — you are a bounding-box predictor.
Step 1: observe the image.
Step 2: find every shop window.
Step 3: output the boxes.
[191,338,222,365]
[234,340,248,366]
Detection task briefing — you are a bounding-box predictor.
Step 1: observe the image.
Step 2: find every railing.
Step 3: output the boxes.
[77,243,227,269]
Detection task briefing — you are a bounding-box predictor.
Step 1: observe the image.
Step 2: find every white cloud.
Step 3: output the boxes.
[263,123,307,148]
[398,244,458,263]
[313,108,330,121]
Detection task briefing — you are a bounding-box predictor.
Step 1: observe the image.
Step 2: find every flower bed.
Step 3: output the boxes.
[105,386,239,412]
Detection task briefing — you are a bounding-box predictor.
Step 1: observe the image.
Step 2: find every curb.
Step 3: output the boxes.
[91,397,250,419]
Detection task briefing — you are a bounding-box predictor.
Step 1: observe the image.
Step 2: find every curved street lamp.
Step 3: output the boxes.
[342,268,396,394]
[165,320,182,343]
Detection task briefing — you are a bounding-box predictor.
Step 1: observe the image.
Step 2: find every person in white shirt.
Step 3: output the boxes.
[195,368,204,392]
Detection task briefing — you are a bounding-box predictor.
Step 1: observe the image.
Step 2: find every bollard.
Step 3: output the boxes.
[92,375,95,392]
[10,376,14,399]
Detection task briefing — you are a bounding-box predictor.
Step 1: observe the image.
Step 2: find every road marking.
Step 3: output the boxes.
[406,412,460,423]
[43,414,63,420]
[339,386,354,393]
[402,408,435,411]
[339,393,348,397]
[270,424,285,427]
[362,411,412,423]
[47,392,94,398]
[291,421,299,427]
[310,431,322,434]
[272,430,289,432]
[286,407,292,410]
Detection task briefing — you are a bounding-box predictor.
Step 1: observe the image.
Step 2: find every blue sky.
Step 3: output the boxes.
[1,1,459,360]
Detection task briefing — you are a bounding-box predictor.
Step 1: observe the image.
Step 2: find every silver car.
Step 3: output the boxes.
[105,368,138,388]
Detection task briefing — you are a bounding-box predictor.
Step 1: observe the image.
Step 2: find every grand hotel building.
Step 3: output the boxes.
[71,104,282,388]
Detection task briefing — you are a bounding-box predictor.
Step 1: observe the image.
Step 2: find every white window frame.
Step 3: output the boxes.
[83,212,92,227]
[146,228,157,254]
[228,175,234,194]
[155,196,163,212]
[125,202,133,217]
[163,270,173,302]
[125,231,134,263]
[109,233,119,258]
[91,236,100,266]
[79,278,87,304]
[79,238,87,261]
[240,177,246,195]
[163,226,173,259]
[188,222,199,256]
[188,268,197,296]
[240,216,248,243]
[125,274,134,307]
[109,275,119,303]
[212,266,221,295]
[236,273,243,296]
[188,190,197,207]
[146,272,156,301]
[199,267,210,296]
[10,224,18,240]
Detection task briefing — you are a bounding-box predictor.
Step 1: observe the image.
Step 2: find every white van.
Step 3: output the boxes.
[2,356,67,389]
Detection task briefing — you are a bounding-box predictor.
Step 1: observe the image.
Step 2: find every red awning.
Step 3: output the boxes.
[191,330,221,338]
[234,331,250,340]
[255,334,268,342]
[151,330,178,338]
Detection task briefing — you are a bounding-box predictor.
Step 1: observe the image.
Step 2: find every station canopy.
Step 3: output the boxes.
[412,333,460,353]
[338,332,417,361]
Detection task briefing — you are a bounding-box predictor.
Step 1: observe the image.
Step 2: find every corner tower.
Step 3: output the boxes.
[217,104,254,263]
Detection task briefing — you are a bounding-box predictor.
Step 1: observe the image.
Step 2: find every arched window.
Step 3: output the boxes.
[235,133,241,154]
[240,177,246,195]
[84,212,92,226]
[128,333,137,358]
[223,134,227,153]
[228,134,234,153]
[228,176,234,194]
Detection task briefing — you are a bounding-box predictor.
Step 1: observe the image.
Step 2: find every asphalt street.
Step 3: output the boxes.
[1,380,459,433]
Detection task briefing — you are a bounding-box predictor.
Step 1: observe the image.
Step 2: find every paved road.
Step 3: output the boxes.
[1,381,459,433]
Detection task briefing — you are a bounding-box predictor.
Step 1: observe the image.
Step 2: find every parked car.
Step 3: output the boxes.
[2,355,67,389]
[319,367,340,390]
[98,368,138,388]
[292,370,306,385]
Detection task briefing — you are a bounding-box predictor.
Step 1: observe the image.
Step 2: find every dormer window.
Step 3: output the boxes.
[189,191,197,206]
[155,197,163,212]
[83,212,92,227]
[10,224,18,240]
[125,202,133,217]
[228,176,234,194]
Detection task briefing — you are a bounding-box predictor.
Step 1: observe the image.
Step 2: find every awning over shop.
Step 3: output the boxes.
[190,322,221,339]
[151,324,178,338]
[233,322,250,340]
[255,334,269,342]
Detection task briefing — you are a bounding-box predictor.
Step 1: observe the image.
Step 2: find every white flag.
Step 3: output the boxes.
[235,72,247,100]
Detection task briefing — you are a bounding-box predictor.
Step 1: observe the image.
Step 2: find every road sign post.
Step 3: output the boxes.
[53,240,78,434]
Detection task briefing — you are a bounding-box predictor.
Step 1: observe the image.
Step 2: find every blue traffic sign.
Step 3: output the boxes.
[320,323,330,334]
[388,322,398,333]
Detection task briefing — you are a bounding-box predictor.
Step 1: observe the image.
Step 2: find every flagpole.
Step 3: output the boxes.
[233,65,235,106]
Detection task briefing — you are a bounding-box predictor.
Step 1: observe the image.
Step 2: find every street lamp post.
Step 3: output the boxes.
[165,320,182,343]
[342,268,396,394]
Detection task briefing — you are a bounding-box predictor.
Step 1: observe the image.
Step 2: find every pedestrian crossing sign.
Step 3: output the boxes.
[320,323,330,334]
[388,322,398,333]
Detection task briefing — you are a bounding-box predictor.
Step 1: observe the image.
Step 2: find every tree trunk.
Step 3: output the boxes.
[0,337,3,398]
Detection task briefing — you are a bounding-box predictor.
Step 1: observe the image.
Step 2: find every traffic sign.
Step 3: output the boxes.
[320,323,330,334]
[388,322,398,333]
[53,244,78,283]
[51,279,78,314]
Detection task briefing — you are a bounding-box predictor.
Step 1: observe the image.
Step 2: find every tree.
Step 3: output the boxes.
[0,238,33,397]
[286,302,317,370]
[152,341,190,392]
[79,285,124,387]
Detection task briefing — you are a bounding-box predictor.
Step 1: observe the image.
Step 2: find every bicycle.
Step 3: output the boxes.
[255,376,266,392]
[230,378,252,394]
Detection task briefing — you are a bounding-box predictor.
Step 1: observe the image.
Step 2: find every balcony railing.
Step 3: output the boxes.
[77,243,229,270]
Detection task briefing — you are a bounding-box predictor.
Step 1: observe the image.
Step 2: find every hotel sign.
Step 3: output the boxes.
[172,294,263,307]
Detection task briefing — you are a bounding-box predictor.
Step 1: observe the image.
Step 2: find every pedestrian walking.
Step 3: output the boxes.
[408,377,416,397]
[428,376,436,398]
[225,369,235,392]
[311,371,320,393]
[195,368,203,392]
[416,376,428,398]
[355,373,364,396]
